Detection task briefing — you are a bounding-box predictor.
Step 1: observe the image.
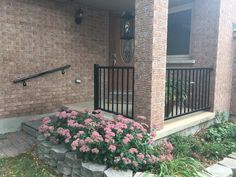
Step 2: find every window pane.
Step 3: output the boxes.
[167,9,192,55]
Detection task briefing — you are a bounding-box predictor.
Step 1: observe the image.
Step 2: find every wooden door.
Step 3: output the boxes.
[109,13,134,67]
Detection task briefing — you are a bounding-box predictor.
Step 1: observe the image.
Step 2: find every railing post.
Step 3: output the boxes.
[94,64,99,110]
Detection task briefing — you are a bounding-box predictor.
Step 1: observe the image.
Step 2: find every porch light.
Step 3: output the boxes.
[120,12,134,40]
[75,8,83,25]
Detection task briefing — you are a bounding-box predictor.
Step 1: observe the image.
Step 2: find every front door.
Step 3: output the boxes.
[107,13,134,115]
[109,13,134,67]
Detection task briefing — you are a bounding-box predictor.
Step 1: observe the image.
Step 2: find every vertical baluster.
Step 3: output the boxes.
[171,70,175,117]
[194,69,198,110]
[116,68,119,114]
[176,70,179,116]
[167,69,170,119]
[198,69,202,109]
[188,69,191,113]
[180,70,183,114]
[108,67,110,111]
[201,69,205,109]
[103,68,106,109]
[94,64,99,110]
[99,68,102,108]
[112,67,114,112]
[191,69,195,111]
[207,69,211,107]
[126,69,130,117]
[184,69,187,113]
[204,69,208,108]
[132,68,135,119]
[121,68,124,115]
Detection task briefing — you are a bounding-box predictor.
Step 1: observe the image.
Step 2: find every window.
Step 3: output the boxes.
[167,8,192,56]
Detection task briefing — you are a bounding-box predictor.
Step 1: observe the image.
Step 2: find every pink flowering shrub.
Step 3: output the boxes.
[38,110,159,172]
[158,140,174,162]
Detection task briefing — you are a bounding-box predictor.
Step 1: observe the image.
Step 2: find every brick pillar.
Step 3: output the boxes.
[134,0,168,129]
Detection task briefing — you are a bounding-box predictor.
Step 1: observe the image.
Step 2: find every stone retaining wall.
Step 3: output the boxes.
[36,135,155,177]
[37,135,236,177]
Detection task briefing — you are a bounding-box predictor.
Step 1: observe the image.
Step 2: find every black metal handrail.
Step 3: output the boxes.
[13,65,71,86]
[165,67,213,120]
[94,64,135,118]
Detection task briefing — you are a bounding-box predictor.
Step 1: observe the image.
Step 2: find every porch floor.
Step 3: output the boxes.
[64,101,133,119]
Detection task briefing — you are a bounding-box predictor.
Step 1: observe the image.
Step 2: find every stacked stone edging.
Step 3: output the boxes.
[36,135,155,177]
[205,152,236,177]
[36,135,236,177]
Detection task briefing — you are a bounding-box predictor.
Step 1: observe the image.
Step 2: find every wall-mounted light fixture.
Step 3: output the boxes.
[120,12,134,40]
[75,8,83,25]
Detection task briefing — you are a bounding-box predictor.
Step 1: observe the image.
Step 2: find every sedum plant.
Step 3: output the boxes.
[38,110,159,172]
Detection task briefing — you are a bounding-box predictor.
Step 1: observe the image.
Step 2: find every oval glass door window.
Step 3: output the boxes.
[120,39,134,64]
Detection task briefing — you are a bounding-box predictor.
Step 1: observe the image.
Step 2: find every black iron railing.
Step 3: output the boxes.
[94,64,134,118]
[165,68,213,120]
[13,65,71,86]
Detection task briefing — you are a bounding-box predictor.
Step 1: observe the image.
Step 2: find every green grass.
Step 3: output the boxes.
[0,150,57,177]
[152,157,206,177]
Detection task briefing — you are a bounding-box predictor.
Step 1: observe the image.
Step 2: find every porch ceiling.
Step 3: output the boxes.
[56,0,134,11]
[76,0,134,11]
[56,0,192,11]
[169,0,194,8]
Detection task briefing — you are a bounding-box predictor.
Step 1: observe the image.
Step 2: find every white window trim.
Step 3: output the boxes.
[167,55,195,64]
[167,3,193,63]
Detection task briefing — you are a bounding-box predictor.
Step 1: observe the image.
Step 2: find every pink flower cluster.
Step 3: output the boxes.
[39,110,162,172]
[57,127,71,143]
[56,110,78,119]
[38,117,54,137]
[159,140,174,162]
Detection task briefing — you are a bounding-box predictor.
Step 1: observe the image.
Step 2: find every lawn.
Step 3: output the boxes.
[0,150,56,177]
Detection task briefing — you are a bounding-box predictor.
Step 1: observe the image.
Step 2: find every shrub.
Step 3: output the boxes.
[203,122,236,142]
[38,110,158,172]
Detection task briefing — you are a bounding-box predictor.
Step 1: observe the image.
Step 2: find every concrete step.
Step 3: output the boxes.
[22,115,57,138]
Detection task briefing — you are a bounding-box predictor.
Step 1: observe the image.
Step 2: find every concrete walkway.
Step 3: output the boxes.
[0,131,36,158]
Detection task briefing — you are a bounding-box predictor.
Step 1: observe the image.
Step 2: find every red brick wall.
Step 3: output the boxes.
[168,0,236,114]
[230,36,236,115]
[191,0,236,113]
[134,0,168,129]
[229,0,236,115]
[190,0,221,111]
[0,0,109,118]
[215,0,236,113]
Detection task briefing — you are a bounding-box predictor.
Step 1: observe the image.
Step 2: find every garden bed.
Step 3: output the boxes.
[169,116,236,166]
[35,110,236,177]
[37,110,210,177]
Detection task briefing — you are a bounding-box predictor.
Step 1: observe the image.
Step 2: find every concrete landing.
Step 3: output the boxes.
[155,111,215,140]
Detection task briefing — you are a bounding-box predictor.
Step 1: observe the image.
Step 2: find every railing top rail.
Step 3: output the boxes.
[97,66,134,69]
[13,65,71,86]
[166,67,213,70]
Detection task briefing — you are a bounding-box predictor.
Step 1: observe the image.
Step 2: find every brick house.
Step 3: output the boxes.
[1,0,236,135]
